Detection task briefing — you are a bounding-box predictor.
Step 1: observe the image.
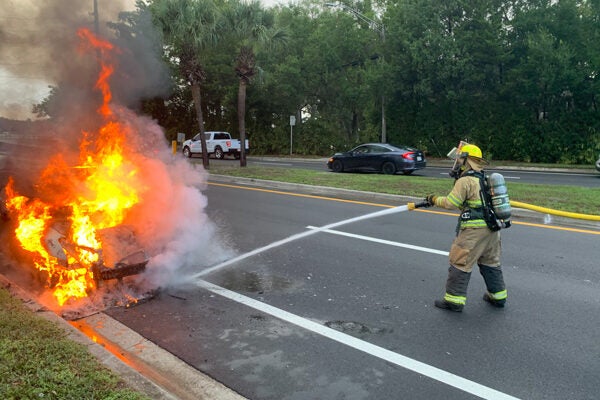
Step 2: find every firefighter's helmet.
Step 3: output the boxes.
[460,144,483,159]
[448,141,487,178]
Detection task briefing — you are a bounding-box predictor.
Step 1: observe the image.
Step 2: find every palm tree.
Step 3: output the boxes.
[149,0,218,169]
[221,0,287,166]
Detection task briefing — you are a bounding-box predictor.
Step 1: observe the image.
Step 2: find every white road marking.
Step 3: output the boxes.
[197,279,521,400]
[438,172,521,180]
[306,226,449,256]
[253,161,294,166]
[191,205,411,279]
[192,204,520,398]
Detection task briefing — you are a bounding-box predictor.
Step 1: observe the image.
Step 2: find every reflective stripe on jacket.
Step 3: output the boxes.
[434,175,487,229]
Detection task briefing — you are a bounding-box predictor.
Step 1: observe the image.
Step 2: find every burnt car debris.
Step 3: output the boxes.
[43,223,149,286]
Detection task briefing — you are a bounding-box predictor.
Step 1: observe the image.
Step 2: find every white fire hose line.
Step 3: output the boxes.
[191,205,520,399]
[191,204,412,280]
[196,279,521,400]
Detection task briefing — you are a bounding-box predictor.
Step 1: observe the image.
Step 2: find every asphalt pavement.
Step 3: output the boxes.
[1,165,599,400]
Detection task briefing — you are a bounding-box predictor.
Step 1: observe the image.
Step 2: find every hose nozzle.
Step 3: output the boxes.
[408,201,431,210]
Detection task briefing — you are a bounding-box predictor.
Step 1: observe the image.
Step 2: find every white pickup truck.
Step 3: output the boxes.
[182,131,249,159]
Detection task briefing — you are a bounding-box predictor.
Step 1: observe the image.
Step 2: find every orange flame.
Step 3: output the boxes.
[4,28,141,306]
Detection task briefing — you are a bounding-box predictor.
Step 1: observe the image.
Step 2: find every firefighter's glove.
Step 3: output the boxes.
[424,194,437,207]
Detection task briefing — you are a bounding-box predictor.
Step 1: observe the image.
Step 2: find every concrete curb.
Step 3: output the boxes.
[0,274,246,400]
[1,167,596,400]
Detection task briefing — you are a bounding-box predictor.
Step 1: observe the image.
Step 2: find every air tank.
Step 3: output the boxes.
[487,173,511,220]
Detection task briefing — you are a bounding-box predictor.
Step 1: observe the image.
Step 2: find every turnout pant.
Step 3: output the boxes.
[443,228,506,306]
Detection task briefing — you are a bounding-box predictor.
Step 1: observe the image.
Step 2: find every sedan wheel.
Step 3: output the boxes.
[332,160,344,172]
[382,161,396,175]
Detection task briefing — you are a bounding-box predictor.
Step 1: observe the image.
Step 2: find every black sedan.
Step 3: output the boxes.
[327,143,426,175]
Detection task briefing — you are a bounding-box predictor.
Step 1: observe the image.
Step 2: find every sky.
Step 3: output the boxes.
[0,0,289,121]
[0,0,139,120]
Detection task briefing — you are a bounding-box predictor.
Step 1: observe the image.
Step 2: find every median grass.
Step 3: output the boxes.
[0,287,150,400]
[208,165,600,216]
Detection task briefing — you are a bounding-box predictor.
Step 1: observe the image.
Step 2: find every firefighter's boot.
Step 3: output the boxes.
[434,266,471,312]
[479,264,507,308]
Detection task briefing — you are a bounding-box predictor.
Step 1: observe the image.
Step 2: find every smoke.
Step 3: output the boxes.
[0,0,170,120]
[115,107,235,287]
[0,0,234,312]
[0,0,170,199]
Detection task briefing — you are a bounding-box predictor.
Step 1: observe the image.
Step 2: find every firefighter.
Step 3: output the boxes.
[424,142,507,312]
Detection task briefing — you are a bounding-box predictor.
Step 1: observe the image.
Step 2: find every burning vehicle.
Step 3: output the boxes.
[0,11,225,316]
[1,28,155,309]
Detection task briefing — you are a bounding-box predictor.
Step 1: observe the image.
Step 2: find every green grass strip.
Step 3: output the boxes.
[208,165,600,215]
[0,288,149,400]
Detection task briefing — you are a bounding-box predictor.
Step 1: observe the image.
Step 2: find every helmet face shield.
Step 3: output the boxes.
[447,141,487,178]
[446,140,469,160]
[447,141,470,178]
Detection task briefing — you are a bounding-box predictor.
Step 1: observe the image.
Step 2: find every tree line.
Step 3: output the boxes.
[41,0,600,164]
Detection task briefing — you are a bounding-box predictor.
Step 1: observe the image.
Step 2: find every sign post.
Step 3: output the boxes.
[289,115,296,155]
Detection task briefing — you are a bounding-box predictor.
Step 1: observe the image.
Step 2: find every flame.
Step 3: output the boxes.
[3,28,142,306]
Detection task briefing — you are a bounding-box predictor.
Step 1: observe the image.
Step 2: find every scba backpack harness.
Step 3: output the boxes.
[465,170,512,231]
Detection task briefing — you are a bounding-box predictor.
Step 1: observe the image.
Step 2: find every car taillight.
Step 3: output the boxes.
[402,152,415,160]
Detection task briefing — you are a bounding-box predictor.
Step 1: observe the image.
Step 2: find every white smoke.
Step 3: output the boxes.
[116,107,235,288]
[0,1,234,312]
[0,1,136,119]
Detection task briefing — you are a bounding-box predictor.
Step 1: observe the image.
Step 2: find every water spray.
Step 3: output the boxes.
[192,201,430,280]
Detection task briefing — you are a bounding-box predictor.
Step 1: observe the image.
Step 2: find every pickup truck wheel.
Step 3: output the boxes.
[182,146,192,158]
[214,147,224,159]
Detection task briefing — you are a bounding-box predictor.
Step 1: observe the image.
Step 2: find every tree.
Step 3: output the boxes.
[220,0,288,166]
[149,0,218,169]
[32,86,59,118]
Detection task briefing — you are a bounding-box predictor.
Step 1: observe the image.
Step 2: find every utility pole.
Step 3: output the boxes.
[325,2,386,143]
[93,0,100,35]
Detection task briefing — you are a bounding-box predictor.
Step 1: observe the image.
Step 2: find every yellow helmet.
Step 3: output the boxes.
[460,143,483,159]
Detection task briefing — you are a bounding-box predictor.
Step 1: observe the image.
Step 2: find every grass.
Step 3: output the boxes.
[0,287,150,400]
[207,165,600,215]
[1,158,597,400]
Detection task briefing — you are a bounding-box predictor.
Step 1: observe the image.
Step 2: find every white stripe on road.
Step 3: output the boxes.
[306,226,449,256]
[190,205,411,279]
[438,172,521,180]
[253,161,294,166]
[197,279,521,400]
[192,204,519,398]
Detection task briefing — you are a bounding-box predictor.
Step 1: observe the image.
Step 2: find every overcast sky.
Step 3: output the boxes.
[0,0,138,120]
[0,0,288,121]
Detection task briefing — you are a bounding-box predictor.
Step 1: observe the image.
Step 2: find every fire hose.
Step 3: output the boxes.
[408,200,600,222]
[509,200,600,222]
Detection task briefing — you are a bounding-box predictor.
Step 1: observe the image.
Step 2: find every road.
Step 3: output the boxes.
[106,177,600,400]
[246,157,600,188]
